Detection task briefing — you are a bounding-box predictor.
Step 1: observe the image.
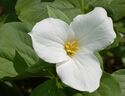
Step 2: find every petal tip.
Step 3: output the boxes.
[94,7,107,17]
[28,32,31,36]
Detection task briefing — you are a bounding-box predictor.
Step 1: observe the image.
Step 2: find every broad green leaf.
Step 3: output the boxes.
[47,6,71,23]
[73,93,83,96]
[30,79,66,96]
[62,8,82,20]
[49,0,82,20]
[89,0,125,21]
[0,15,6,27]
[122,58,125,67]
[91,72,121,96]
[46,0,125,21]
[51,0,90,13]
[112,69,125,96]
[51,0,75,8]
[65,0,81,8]
[73,73,121,96]
[0,22,38,79]
[15,0,125,28]
[107,0,125,21]
[107,32,121,48]
[27,59,55,78]
[95,52,103,70]
[15,0,50,29]
[0,57,18,78]
[13,51,28,74]
[15,0,82,28]
[72,93,83,96]
[114,21,125,33]
[0,22,38,65]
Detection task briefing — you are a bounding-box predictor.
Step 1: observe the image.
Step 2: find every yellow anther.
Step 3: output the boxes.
[75,47,79,50]
[67,50,72,52]
[64,40,79,56]
[65,45,70,48]
[67,42,70,45]
[71,51,76,54]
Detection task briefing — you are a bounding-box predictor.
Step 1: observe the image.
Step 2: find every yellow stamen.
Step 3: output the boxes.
[64,40,79,56]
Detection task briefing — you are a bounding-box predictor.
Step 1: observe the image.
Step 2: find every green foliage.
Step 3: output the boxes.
[95,52,104,70]
[112,69,125,96]
[30,73,121,96]
[0,57,18,78]
[0,0,17,22]
[47,6,71,24]
[0,0,125,96]
[15,0,83,28]
[0,22,38,78]
[0,15,6,27]
[26,59,56,78]
[30,79,66,96]
[114,20,125,34]
[15,0,125,27]
[73,73,121,96]
[88,0,125,21]
[15,0,50,29]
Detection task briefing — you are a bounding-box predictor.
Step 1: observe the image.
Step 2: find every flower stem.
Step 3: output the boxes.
[79,0,85,13]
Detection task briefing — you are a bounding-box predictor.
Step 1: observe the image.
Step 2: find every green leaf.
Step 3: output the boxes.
[49,0,78,10]
[95,52,104,70]
[16,0,125,28]
[114,21,125,34]
[50,0,83,20]
[27,59,55,78]
[73,72,121,96]
[107,32,121,49]
[89,0,125,21]
[112,69,125,96]
[108,0,125,21]
[47,6,71,23]
[90,72,121,96]
[30,79,66,96]
[122,58,125,67]
[0,15,6,27]
[0,57,18,78]
[13,51,28,74]
[73,93,83,96]
[15,0,82,28]
[0,22,38,79]
[15,0,50,29]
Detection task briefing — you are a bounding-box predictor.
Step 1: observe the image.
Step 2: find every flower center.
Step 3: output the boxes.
[64,40,79,56]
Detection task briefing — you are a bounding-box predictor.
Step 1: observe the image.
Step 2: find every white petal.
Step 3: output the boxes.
[56,49,102,92]
[31,36,70,63]
[29,18,73,63]
[70,7,116,51]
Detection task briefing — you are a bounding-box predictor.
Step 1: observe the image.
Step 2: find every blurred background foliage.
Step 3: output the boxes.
[0,0,125,96]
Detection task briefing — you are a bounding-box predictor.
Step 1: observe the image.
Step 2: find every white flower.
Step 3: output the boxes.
[28,7,116,92]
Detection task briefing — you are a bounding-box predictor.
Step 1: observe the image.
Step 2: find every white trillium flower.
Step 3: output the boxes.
[28,7,116,92]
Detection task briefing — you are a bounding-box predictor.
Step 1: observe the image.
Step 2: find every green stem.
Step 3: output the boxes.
[47,69,56,79]
[56,77,63,88]
[79,0,85,13]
